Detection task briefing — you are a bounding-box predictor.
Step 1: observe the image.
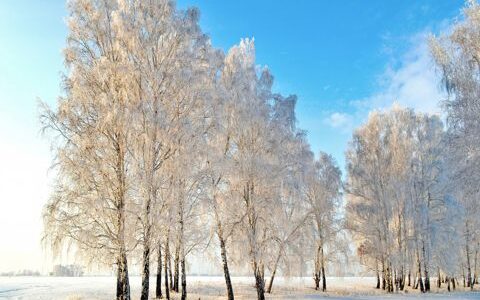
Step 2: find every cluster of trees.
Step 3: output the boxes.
[40,1,344,300]
[52,264,84,277]
[346,1,480,294]
[40,0,480,298]
[0,270,41,277]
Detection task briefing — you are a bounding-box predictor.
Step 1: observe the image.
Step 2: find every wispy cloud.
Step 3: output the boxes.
[353,32,445,115]
[323,112,354,132]
[323,31,446,133]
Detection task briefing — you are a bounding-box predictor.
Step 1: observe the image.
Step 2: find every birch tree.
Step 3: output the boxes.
[221,38,281,300]
[431,0,480,290]
[265,97,312,294]
[346,105,452,293]
[39,1,351,299]
[305,152,342,291]
[40,1,138,298]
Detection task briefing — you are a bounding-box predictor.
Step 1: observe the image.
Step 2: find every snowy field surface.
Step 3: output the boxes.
[1,276,480,300]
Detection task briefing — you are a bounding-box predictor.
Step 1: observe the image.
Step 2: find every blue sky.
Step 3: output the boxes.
[0,0,465,272]
[174,0,463,169]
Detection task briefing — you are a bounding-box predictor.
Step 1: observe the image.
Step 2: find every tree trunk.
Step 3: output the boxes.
[169,249,173,290]
[314,270,320,290]
[390,267,394,293]
[254,266,266,300]
[164,238,170,300]
[218,229,234,300]
[399,266,404,291]
[115,143,130,300]
[116,258,122,298]
[212,191,234,300]
[266,270,276,294]
[260,264,265,284]
[408,270,411,286]
[381,259,386,290]
[384,262,391,292]
[419,274,424,292]
[422,241,430,292]
[314,245,321,290]
[320,245,326,292]
[221,241,235,300]
[267,249,281,293]
[424,265,430,292]
[181,256,186,300]
[394,269,398,291]
[447,276,451,292]
[140,235,150,300]
[156,243,162,299]
[116,248,130,300]
[141,174,155,300]
[375,264,380,289]
[174,243,180,293]
[179,193,186,300]
[466,225,473,290]
[474,244,478,287]
[417,256,424,293]
[245,181,265,300]
[321,265,326,292]
[375,260,380,289]
[386,263,393,293]
[437,267,441,288]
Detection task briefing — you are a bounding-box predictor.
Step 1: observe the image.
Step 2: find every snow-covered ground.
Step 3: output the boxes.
[1,276,480,299]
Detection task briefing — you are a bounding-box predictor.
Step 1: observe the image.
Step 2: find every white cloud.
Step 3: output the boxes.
[353,32,446,116]
[323,31,447,137]
[323,112,354,132]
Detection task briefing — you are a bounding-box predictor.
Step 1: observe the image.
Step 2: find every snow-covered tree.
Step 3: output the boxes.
[40,1,347,300]
[304,152,342,291]
[431,0,480,290]
[116,1,216,298]
[220,38,279,300]
[40,1,139,298]
[265,97,312,294]
[346,104,457,293]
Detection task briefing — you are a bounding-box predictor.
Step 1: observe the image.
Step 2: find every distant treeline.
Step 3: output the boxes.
[1,270,41,276]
